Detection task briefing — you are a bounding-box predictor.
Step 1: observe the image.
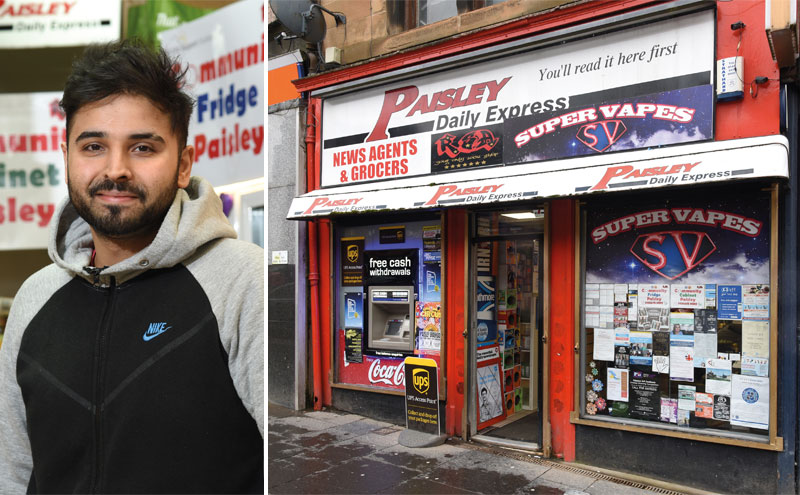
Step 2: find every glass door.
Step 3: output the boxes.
[470,210,544,445]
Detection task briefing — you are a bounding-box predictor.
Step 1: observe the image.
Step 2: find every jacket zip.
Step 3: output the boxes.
[90,276,117,494]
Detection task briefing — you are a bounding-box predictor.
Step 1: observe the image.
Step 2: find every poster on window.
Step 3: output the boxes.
[477,361,505,426]
[630,371,659,420]
[583,189,771,437]
[742,284,770,320]
[730,375,769,430]
[718,285,743,320]
[415,302,441,353]
[586,194,770,286]
[341,237,365,286]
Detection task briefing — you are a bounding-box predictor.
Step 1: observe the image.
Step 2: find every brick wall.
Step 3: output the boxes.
[318,0,578,65]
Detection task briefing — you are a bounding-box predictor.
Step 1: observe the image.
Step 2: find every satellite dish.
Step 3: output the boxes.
[270,0,328,44]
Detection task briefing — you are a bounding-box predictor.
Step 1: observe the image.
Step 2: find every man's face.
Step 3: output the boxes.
[62,94,193,239]
[481,390,487,403]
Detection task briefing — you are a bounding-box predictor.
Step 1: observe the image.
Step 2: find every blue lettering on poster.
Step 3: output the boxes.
[717,285,742,320]
[423,251,442,263]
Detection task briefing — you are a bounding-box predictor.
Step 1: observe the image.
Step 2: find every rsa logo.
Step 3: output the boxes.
[435,129,499,158]
[630,231,717,280]
[412,368,430,394]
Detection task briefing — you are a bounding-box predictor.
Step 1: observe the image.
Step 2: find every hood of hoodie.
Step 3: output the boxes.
[48,176,237,285]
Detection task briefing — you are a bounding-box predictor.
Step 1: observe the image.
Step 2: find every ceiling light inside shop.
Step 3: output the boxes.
[501,211,544,220]
[215,177,265,196]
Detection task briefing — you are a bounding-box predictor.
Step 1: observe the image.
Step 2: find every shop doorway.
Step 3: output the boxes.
[468,209,545,450]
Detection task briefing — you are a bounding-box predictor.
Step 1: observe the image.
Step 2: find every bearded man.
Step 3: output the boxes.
[0,40,264,494]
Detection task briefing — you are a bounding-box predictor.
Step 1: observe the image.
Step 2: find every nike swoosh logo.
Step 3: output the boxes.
[143,326,172,342]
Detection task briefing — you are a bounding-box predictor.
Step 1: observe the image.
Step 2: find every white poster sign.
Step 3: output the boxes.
[593,328,614,361]
[0,92,67,250]
[0,0,120,48]
[607,368,629,402]
[320,10,714,187]
[705,358,732,395]
[742,284,770,320]
[741,356,769,377]
[639,284,670,308]
[670,285,704,309]
[730,375,769,430]
[742,320,770,358]
[669,333,694,382]
[159,0,264,187]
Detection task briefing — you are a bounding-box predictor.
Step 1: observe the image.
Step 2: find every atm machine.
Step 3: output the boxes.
[367,285,415,353]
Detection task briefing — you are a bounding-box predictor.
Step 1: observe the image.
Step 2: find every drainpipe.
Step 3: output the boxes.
[306,98,323,410]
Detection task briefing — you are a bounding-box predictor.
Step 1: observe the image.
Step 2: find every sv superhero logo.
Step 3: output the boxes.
[630,231,716,280]
[576,120,627,152]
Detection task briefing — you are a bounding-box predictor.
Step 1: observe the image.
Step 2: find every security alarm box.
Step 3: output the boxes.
[368,286,415,352]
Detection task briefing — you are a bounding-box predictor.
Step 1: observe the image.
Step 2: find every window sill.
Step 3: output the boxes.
[570,411,783,451]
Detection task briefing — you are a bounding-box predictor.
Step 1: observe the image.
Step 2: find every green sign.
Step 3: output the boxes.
[127,0,216,47]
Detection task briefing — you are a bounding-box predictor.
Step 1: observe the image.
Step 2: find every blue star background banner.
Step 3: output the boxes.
[584,189,770,285]
[503,85,713,166]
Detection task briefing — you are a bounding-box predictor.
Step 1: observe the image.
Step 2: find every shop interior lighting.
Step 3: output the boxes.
[214,177,265,196]
[501,211,544,220]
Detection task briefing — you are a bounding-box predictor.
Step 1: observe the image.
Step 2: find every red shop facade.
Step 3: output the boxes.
[287,1,799,492]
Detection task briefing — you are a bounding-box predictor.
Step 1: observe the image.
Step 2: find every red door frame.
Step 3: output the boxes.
[444,209,468,436]
[548,199,576,460]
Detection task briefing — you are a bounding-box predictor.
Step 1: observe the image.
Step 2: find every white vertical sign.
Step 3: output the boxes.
[159,0,264,187]
[0,92,68,249]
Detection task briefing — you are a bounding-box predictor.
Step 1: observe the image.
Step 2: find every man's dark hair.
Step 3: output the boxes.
[60,39,194,148]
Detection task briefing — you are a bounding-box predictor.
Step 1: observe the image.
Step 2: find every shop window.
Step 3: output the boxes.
[578,187,776,444]
[387,0,509,30]
[334,217,443,392]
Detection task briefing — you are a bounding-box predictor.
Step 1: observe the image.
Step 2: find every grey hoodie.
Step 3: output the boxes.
[0,177,264,493]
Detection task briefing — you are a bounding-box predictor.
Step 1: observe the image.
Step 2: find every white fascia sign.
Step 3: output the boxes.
[319,10,715,189]
[0,0,121,48]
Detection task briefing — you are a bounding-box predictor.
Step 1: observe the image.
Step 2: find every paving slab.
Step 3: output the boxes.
[361,429,404,447]
[525,483,570,495]
[336,417,393,437]
[379,440,465,458]
[271,415,335,432]
[301,440,375,464]
[305,410,364,426]
[423,463,541,495]
[272,457,416,494]
[584,479,664,495]
[382,475,478,494]
[538,467,598,491]
[267,454,333,490]
[369,449,444,474]
[266,438,305,460]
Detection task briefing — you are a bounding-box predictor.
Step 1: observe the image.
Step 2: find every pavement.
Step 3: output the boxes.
[268,402,694,495]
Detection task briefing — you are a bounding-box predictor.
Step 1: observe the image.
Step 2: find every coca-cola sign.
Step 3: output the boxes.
[336,331,440,391]
[369,359,405,386]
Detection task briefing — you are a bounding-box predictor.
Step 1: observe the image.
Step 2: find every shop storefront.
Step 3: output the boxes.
[288,1,797,491]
